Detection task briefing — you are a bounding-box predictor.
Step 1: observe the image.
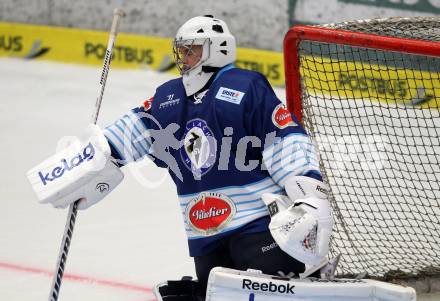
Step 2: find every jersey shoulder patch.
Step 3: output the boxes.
[215,87,245,105]
[272,103,297,129]
[143,97,154,111]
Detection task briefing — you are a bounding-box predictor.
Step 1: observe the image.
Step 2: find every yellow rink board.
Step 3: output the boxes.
[1,21,439,106]
[0,22,285,86]
[301,55,440,109]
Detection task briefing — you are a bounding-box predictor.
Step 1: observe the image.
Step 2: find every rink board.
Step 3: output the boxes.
[0,21,285,86]
[301,55,440,109]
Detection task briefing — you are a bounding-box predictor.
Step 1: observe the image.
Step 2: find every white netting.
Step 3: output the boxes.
[295,17,440,279]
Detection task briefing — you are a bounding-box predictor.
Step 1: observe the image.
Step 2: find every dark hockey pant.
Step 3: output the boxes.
[194,229,306,299]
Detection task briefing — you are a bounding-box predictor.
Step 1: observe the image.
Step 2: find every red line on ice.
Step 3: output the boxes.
[0,261,152,293]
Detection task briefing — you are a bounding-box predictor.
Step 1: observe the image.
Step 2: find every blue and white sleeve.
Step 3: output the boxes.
[246,74,322,187]
[103,106,153,165]
[262,132,321,187]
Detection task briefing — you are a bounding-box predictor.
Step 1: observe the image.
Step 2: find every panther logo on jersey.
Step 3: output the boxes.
[272,103,296,129]
[186,192,236,236]
[180,119,217,179]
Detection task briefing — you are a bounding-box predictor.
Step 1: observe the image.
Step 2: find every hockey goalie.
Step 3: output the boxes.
[27,15,416,301]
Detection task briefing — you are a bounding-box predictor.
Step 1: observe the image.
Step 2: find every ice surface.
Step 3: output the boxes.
[0,58,286,300]
[0,58,179,300]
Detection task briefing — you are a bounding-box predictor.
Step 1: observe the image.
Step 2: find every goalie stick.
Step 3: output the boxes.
[47,8,125,301]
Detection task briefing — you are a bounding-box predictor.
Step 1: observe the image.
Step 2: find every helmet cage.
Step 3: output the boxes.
[173,38,210,75]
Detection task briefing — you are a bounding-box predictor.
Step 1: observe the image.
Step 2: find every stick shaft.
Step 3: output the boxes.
[48,202,78,301]
[47,8,125,301]
[93,8,125,124]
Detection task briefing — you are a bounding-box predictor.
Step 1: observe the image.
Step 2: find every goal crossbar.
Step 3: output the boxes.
[284,25,440,124]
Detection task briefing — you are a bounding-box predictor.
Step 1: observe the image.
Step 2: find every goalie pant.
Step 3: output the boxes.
[192,228,308,298]
[156,229,317,300]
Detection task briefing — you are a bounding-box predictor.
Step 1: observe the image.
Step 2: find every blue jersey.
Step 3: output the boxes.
[104,65,321,256]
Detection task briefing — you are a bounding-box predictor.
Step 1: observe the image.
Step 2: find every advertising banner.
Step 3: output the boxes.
[0,22,285,86]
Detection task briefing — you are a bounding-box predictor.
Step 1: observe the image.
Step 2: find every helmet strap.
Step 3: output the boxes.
[201,66,221,73]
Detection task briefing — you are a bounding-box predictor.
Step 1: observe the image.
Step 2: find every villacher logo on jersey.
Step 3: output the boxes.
[186,192,236,236]
[38,142,95,186]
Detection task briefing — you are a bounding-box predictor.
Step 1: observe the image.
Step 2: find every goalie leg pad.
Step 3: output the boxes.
[206,267,416,301]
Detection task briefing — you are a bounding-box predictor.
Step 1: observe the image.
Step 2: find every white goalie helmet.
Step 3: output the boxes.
[173,15,236,96]
[262,194,333,266]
